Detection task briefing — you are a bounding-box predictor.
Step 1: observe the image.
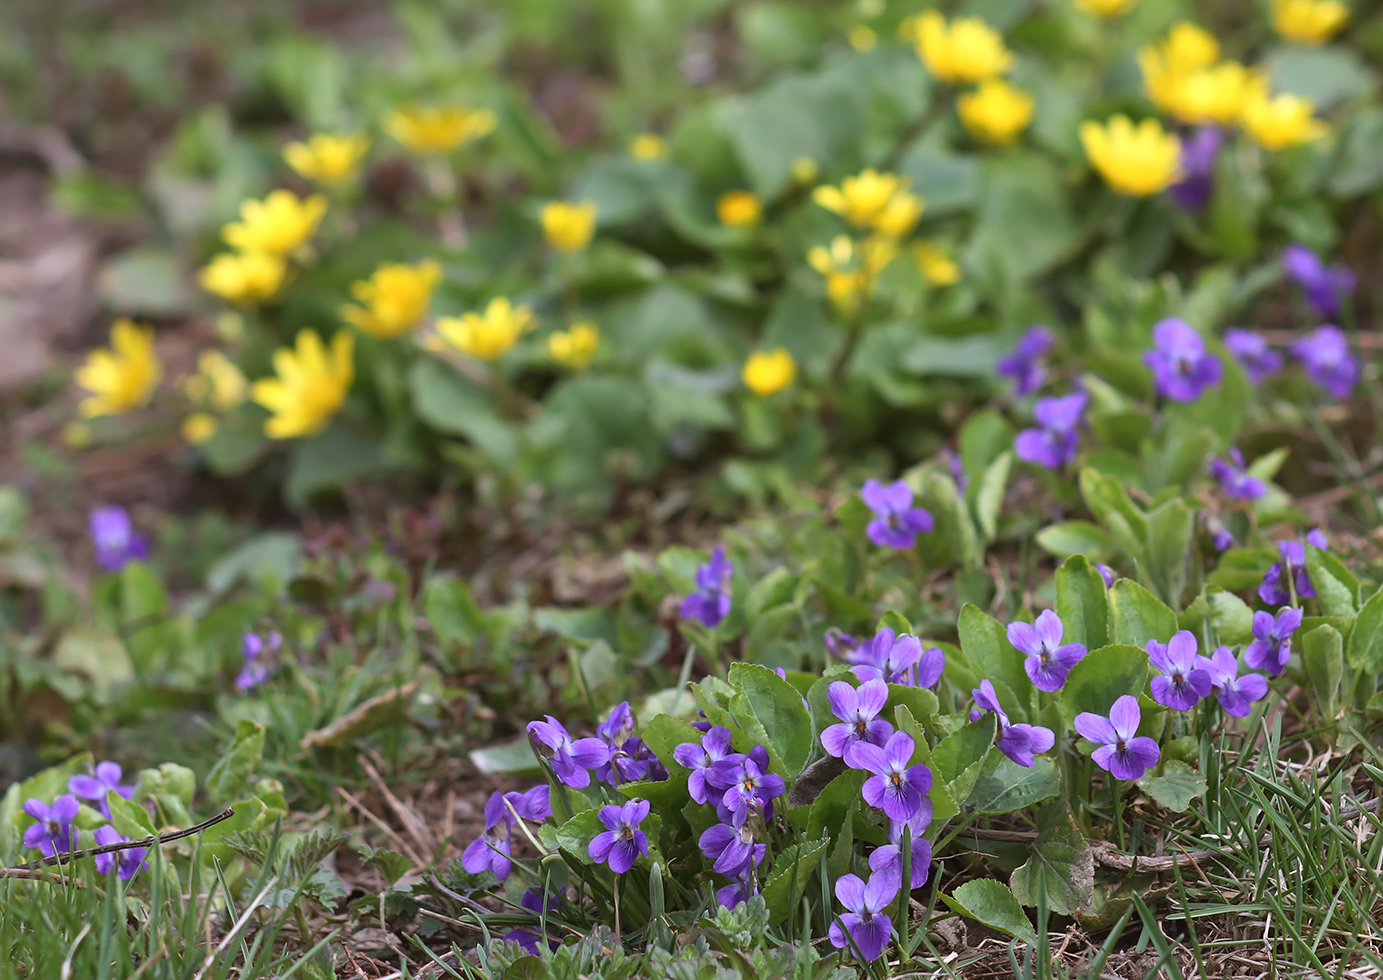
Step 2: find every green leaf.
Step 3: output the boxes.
[1137,760,1206,812]
[1264,45,1375,110]
[409,359,516,466]
[922,469,982,569]
[1302,624,1344,721]
[285,426,390,507]
[761,837,830,924]
[727,663,814,775]
[958,604,1028,712]
[1306,546,1359,618]
[206,719,266,805]
[1035,521,1113,563]
[972,451,1013,543]
[1347,586,1383,672]
[1078,468,1148,566]
[1206,587,1254,646]
[944,878,1037,945]
[107,790,158,838]
[959,410,1015,489]
[1145,497,1194,606]
[966,153,1080,284]
[967,754,1060,815]
[641,714,705,773]
[553,809,602,865]
[1056,556,1111,651]
[1109,580,1177,649]
[468,739,542,777]
[933,717,996,803]
[1060,644,1148,726]
[1329,107,1383,198]
[1009,821,1095,915]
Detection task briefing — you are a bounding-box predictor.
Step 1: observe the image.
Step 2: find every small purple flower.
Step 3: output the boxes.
[996,325,1055,397]
[89,506,150,573]
[69,761,135,819]
[861,479,934,549]
[868,815,932,892]
[1007,610,1087,692]
[503,888,564,953]
[595,702,635,784]
[713,747,785,824]
[1145,318,1222,403]
[1258,532,1326,606]
[1095,564,1116,588]
[1243,607,1304,677]
[1014,392,1087,469]
[235,631,281,692]
[1168,126,1222,211]
[92,825,148,880]
[716,874,759,910]
[1209,447,1267,500]
[1283,245,1355,318]
[821,680,894,759]
[526,716,611,789]
[609,737,669,784]
[1074,696,1160,781]
[699,819,767,877]
[850,628,921,685]
[674,726,739,805]
[827,871,898,962]
[1291,325,1359,400]
[1196,646,1269,716]
[461,787,549,879]
[848,730,933,824]
[825,628,863,663]
[969,679,1055,768]
[679,546,733,628]
[1147,631,1213,711]
[588,799,650,874]
[944,448,970,492]
[1224,329,1283,384]
[22,795,80,857]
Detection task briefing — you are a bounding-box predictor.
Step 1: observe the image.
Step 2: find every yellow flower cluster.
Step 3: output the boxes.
[717,190,762,228]
[541,201,598,253]
[385,104,497,155]
[743,348,796,396]
[548,323,600,369]
[341,260,443,339]
[1273,0,1348,44]
[958,79,1034,146]
[283,132,370,186]
[74,319,163,419]
[181,350,248,444]
[905,11,1014,84]
[807,236,899,312]
[251,330,355,439]
[200,190,326,306]
[433,298,536,361]
[1080,116,1182,197]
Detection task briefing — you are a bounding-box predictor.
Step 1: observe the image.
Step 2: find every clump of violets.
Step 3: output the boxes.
[69,761,135,819]
[462,786,551,879]
[22,795,80,856]
[1144,318,1222,402]
[1197,647,1269,716]
[674,726,738,805]
[236,630,281,691]
[1282,244,1355,318]
[93,825,149,880]
[593,702,669,786]
[821,680,894,759]
[526,716,611,789]
[849,627,945,688]
[1168,127,1222,212]
[1007,610,1086,692]
[860,479,934,549]
[1015,391,1087,469]
[1291,325,1359,400]
[1075,696,1160,781]
[828,871,899,961]
[588,799,651,874]
[1259,530,1327,605]
[680,546,732,628]
[970,679,1055,768]
[847,730,933,825]
[1209,447,1267,500]
[1243,607,1304,677]
[1146,631,1212,711]
[995,325,1054,396]
[89,505,150,572]
[1224,328,1282,384]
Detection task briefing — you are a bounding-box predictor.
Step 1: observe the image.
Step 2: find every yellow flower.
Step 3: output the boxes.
[913,242,961,286]
[1080,115,1183,197]
[849,25,878,51]
[912,11,1015,84]
[629,133,668,160]
[198,251,288,305]
[1138,22,1221,113]
[1167,62,1267,125]
[1273,0,1348,43]
[813,169,922,238]
[74,319,162,418]
[384,104,497,155]
[251,329,354,439]
[1075,0,1136,17]
[742,348,796,396]
[222,190,327,255]
[807,235,898,311]
[548,322,600,369]
[791,157,820,184]
[873,193,924,239]
[957,79,1035,145]
[434,298,536,361]
[283,132,370,185]
[186,350,247,411]
[341,259,443,339]
[181,413,218,446]
[541,201,598,253]
[1241,93,1328,149]
[717,190,762,228]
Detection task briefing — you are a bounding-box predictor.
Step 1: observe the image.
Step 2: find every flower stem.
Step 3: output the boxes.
[1112,777,1125,851]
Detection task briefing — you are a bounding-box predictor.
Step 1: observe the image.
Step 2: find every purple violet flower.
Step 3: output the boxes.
[847,730,933,824]
[609,737,669,784]
[1209,447,1267,500]
[1095,564,1116,588]
[1014,392,1087,469]
[503,888,564,954]
[1291,325,1359,400]
[1168,126,1222,211]
[236,631,281,692]
[1007,610,1087,692]
[679,546,733,628]
[716,874,759,910]
[850,628,921,685]
[996,326,1055,397]
[944,449,970,492]
[868,815,932,892]
[1258,531,1326,606]
[69,761,135,819]
[860,479,934,549]
[1147,631,1213,711]
[699,819,767,877]
[526,716,611,789]
[1243,607,1304,677]
[1283,245,1356,318]
[673,726,739,805]
[1144,318,1222,403]
[89,506,150,573]
[22,795,80,857]
[588,799,650,874]
[1074,696,1160,781]
[1196,647,1269,716]
[1224,329,1283,384]
[712,747,785,824]
[821,680,894,760]
[595,702,635,784]
[825,628,863,663]
[92,825,148,880]
[461,786,551,879]
[827,872,899,962]
[969,679,1056,768]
